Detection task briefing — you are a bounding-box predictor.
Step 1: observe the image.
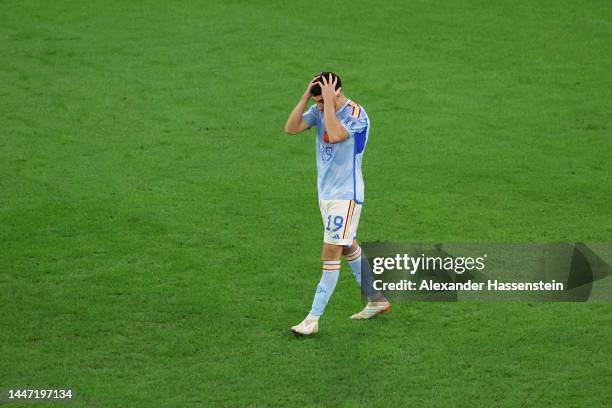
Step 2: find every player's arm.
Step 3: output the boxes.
[285,77,318,135]
[319,74,349,144]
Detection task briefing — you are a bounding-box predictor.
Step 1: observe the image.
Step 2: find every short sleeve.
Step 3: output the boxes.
[341,115,368,138]
[303,104,318,128]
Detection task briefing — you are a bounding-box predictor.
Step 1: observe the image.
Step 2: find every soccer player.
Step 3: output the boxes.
[284,72,390,336]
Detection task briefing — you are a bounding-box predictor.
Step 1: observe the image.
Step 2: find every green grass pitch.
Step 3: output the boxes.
[1,0,611,406]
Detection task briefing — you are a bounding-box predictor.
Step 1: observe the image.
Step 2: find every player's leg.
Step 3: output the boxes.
[290,200,351,336]
[311,243,344,315]
[290,244,343,336]
[338,206,375,295]
[343,239,363,284]
[343,241,390,319]
[343,239,383,299]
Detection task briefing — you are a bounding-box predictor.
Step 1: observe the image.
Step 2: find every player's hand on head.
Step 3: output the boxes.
[303,75,320,99]
[318,74,339,102]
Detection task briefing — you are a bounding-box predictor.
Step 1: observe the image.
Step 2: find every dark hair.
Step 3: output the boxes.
[311,72,342,97]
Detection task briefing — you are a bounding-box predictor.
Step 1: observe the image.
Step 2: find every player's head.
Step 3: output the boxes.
[311,72,342,112]
[311,72,342,97]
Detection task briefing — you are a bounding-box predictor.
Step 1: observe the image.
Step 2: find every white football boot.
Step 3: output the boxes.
[290,316,319,337]
[350,301,390,320]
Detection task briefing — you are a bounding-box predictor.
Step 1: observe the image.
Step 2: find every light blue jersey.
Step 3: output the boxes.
[303,99,369,203]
